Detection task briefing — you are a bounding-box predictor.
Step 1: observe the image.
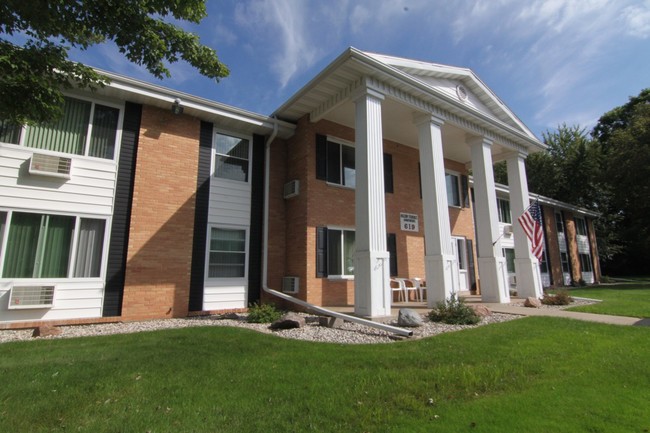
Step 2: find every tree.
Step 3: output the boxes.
[0,0,229,125]
[595,99,650,273]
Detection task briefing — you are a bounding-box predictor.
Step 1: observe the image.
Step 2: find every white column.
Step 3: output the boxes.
[353,86,391,317]
[506,152,543,299]
[469,136,510,303]
[414,114,456,307]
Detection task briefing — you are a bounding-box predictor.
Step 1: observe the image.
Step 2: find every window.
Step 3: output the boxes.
[208,228,246,278]
[1,212,107,279]
[576,218,588,236]
[497,198,512,223]
[560,251,570,273]
[456,238,467,270]
[315,135,393,192]
[12,97,120,159]
[503,248,516,273]
[446,173,460,207]
[214,133,250,182]
[580,253,593,273]
[0,120,21,144]
[327,229,355,277]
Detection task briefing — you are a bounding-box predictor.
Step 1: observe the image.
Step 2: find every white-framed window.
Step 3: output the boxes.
[445,172,461,207]
[575,218,588,236]
[327,228,356,277]
[455,237,467,271]
[579,253,593,273]
[325,138,356,188]
[214,131,251,182]
[0,96,122,160]
[0,210,106,279]
[497,198,512,223]
[503,248,516,273]
[208,227,248,278]
[560,251,570,273]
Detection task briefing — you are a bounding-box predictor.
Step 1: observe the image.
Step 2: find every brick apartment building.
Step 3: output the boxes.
[0,48,600,328]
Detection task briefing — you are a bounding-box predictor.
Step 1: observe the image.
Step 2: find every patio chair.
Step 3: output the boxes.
[403,278,421,302]
[390,278,406,302]
[409,278,426,302]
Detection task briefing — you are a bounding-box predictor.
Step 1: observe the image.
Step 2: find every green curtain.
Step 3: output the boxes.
[89,105,119,159]
[3,213,40,278]
[0,120,21,144]
[24,97,91,155]
[39,215,74,278]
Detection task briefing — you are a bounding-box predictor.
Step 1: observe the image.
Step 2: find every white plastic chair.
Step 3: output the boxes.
[403,278,421,302]
[409,278,426,302]
[390,278,406,302]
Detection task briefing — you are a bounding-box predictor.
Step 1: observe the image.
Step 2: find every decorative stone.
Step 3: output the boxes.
[32,325,62,338]
[319,316,344,328]
[524,297,542,308]
[222,312,240,320]
[469,305,493,317]
[397,308,424,327]
[270,312,305,330]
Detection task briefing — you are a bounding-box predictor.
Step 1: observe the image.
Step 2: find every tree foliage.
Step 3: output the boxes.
[0,0,229,124]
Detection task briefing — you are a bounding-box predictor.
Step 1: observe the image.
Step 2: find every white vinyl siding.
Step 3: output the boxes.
[204,129,253,311]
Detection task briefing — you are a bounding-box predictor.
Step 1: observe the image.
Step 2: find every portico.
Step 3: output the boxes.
[273,47,546,317]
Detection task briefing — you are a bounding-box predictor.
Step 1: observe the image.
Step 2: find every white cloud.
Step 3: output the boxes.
[622,1,650,38]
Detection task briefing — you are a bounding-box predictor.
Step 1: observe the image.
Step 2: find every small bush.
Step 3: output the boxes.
[541,289,574,306]
[428,295,480,325]
[247,303,283,323]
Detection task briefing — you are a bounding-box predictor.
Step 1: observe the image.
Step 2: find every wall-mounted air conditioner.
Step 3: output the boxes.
[29,153,72,179]
[503,224,513,236]
[282,276,299,294]
[8,285,55,309]
[283,180,300,199]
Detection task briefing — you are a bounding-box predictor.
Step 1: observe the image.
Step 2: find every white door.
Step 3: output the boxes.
[451,237,469,292]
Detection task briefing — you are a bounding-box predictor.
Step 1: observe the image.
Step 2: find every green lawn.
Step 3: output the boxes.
[1,317,649,432]
[567,283,650,318]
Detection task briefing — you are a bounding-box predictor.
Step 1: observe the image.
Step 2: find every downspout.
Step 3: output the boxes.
[261,120,412,338]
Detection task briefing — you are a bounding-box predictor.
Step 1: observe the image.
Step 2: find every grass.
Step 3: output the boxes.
[1,317,649,432]
[567,282,650,318]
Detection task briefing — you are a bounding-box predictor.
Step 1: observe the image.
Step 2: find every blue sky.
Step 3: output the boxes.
[68,0,650,139]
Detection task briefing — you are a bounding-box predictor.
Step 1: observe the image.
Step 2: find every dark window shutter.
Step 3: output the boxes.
[466,239,476,292]
[316,134,327,180]
[326,140,341,184]
[316,226,328,277]
[383,153,394,193]
[387,233,398,276]
[461,175,469,208]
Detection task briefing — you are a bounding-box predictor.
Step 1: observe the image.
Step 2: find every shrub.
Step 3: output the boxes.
[541,289,574,306]
[247,303,283,323]
[428,295,480,325]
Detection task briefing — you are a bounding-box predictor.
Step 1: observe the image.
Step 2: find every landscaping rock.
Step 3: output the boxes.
[32,325,62,338]
[319,316,344,329]
[222,312,240,320]
[270,312,306,329]
[469,305,493,317]
[397,308,424,327]
[524,297,542,308]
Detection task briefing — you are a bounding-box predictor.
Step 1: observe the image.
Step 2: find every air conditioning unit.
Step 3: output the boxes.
[503,224,513,235]
[29,153,72,179]
[282,276,299,294]
[508,275,517,286]
[8,285,55,309]
[283,180,300,199]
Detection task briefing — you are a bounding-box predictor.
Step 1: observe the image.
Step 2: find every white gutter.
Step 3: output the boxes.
[261,121,413,338]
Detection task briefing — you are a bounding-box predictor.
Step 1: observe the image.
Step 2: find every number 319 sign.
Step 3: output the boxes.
[400,213,419,232]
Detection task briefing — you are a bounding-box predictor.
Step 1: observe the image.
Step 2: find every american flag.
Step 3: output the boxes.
[518,201,544,261]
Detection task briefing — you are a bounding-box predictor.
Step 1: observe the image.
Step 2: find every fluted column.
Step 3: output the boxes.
[506,152,543,298]
[353,86,390,317]
[469,136,510,303]
[414,113,457,306]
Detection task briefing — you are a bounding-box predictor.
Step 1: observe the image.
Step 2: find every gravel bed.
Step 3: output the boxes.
[0,312,520,345]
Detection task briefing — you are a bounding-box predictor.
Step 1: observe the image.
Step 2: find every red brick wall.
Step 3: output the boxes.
[563,212,582,283]
[543,206,564,287]
[279,118,475,306]
[121,105,200,320]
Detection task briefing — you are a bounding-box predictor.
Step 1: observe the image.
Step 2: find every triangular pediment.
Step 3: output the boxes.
[364,52,535,139]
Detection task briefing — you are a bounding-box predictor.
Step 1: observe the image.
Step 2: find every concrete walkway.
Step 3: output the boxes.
[329,297,650,327]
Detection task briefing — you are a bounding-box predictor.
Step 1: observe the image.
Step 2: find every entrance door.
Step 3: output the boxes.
[451,237,469,292]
